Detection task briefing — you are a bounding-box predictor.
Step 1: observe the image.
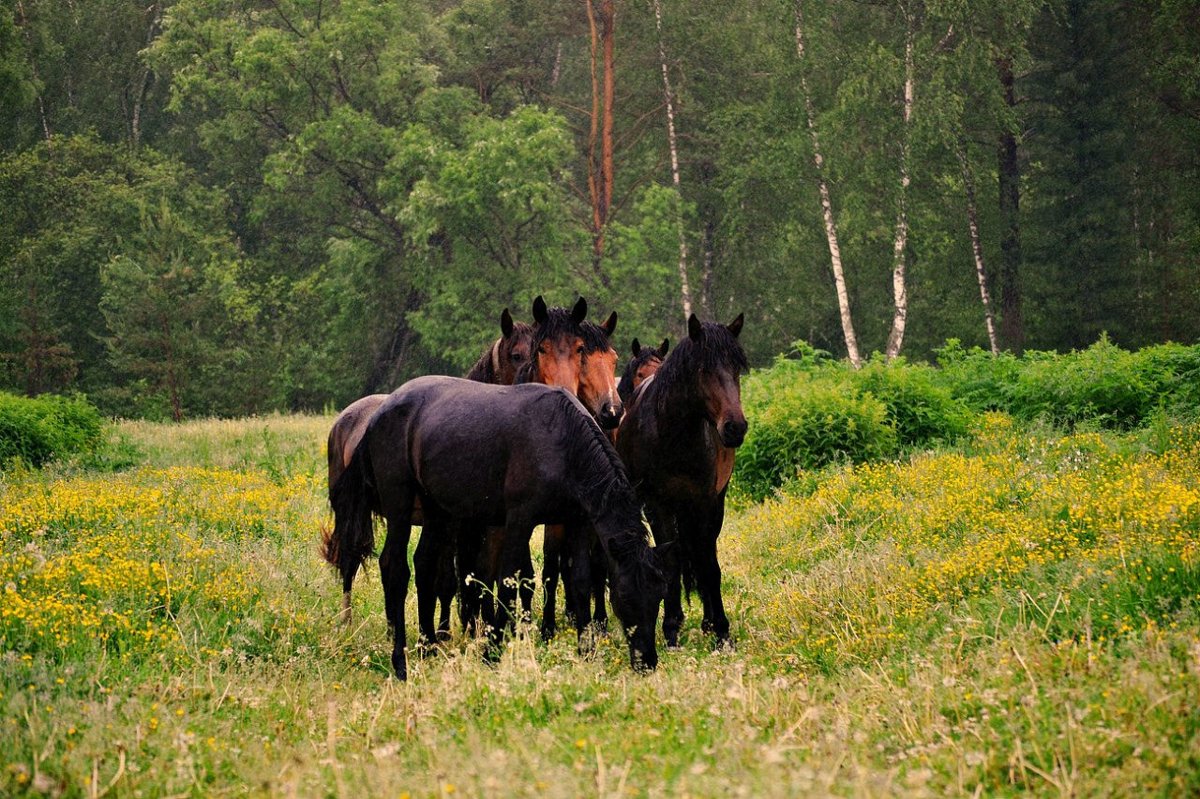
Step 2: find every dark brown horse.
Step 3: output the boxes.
[325,376,667,679]
[325,309,533,627]
[616,314,747,648]
[617,337,669,403]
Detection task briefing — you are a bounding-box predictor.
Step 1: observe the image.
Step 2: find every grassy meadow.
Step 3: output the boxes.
[2,412,1199,796]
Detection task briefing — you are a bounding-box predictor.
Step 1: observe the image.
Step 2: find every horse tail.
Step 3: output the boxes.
[322,443,378,585]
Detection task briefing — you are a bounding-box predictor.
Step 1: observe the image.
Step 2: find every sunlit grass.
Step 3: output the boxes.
[1,413,1198,796]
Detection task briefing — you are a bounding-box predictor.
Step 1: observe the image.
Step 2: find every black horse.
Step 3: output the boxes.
[616,314,747,648]
[326,376,667,680]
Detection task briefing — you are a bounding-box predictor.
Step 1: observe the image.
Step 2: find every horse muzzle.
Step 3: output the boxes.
[599,401,624,430]
[719,418,748,448]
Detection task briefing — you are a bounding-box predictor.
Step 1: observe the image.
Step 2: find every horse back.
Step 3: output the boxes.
[328,394,388,492]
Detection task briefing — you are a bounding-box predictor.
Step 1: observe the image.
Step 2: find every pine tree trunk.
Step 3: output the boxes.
[652,0,693,321]
[794,2,861,367]
[996,54,1024,353]
[885,15,914,359]
[585,0,614,283]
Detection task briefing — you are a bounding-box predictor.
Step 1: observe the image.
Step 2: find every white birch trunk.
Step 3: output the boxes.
[794,2,861,367]
[885,13,914,360]
[958,144,1000,354]
[652,0,693,320]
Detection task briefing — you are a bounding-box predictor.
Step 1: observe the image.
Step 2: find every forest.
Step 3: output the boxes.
[1,0,1198,419]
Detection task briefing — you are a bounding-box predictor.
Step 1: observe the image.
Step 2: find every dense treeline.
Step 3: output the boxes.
[1,0,1197,418]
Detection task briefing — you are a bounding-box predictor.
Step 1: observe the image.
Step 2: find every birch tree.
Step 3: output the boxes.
[793,0,861,367]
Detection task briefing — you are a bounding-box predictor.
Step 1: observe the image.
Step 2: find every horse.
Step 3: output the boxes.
[325,309,532,628]
[537,318,624,641]
[450,295,607,636]
[615,313,747,648]
[325,376,668,680]
[617,337,669,403]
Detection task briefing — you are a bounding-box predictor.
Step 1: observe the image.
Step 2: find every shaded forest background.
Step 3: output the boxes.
[0,0,1197,420]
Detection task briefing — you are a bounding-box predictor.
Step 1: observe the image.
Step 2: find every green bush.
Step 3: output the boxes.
[0,392,106,467]
[735,370,897,501]
[856,358,974,447]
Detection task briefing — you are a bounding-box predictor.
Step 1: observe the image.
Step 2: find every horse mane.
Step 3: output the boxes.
[580,320,614,354]
[617,348,662,403]
[545,390,648,553]
[647,321,748,413]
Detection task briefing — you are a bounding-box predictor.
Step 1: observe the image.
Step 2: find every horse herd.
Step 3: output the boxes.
[322,296,748,679]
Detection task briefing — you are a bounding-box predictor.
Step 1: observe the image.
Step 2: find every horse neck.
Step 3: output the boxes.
[564,430,643,550]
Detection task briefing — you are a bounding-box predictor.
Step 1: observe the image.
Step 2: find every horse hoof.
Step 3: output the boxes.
[541,623,557,642]
[713,636,736,653]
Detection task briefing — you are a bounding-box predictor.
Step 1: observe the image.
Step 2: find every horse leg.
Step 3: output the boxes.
[695,499,731,647]
[565,522,596,654]
[379,514,413,680]
[493,514,534,649]
[519,540,535,625]
[589,534,608,634]
[541,523,565,640]
[649,505,684,648]
[456,522,484,636]
[435,522,456,641]
[413,518,441,648]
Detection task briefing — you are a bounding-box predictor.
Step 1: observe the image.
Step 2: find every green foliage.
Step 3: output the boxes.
[935,337,1200,429]
[856,357,974,448]
[0,391,104,467]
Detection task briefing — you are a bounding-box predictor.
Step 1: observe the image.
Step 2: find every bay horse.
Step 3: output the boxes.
[537,318,623,641]
[616,314,747,648]
[325,309,532,627]
[617,337,669,403]
[325,376,667,679]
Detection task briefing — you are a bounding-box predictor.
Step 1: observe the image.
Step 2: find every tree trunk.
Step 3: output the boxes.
[129,2,164,149]
[585,1,606,274]
[885,13,914,359]
[958,144,1000,354]
[652,0,693,320]
[996,54,1024,353]
[15,0,52,142]
[794,1,861,367]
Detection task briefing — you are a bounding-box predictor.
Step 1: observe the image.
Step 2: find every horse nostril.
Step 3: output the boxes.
[721,418,747,447]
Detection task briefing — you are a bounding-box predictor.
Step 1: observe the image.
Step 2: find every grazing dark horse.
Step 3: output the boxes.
[325,376,667,679]
[617,337,669,403]
[325,310,533,629]
[616,314,747,648]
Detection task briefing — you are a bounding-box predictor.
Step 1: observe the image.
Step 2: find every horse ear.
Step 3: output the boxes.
[727,313,744,338]
[571,296,588,324]
[500,308,514,338]
[687,314,704,342]
[601,310,617,336]
[659,338,670,357]
[532,295,548,324]
[631,338,642,356]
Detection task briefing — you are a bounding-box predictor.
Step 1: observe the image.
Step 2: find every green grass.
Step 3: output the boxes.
[2,414,1198,796]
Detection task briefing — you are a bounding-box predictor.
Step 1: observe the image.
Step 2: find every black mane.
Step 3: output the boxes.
[649,321,747,411]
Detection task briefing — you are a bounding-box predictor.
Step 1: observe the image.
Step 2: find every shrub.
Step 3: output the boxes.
[735,374,897,501]
[0,392,106,467]
[856,358,974,447]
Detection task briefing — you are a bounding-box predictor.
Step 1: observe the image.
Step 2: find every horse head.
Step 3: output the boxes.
[687,313,748,448]
[494,308,533,386]
[579,312,623,429]
[619,336,669,403]
[608,539,671,671]
[527,295,588,392]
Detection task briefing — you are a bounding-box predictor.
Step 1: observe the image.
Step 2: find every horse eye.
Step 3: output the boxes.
[510,353,524,362]
[576,346,585,355]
